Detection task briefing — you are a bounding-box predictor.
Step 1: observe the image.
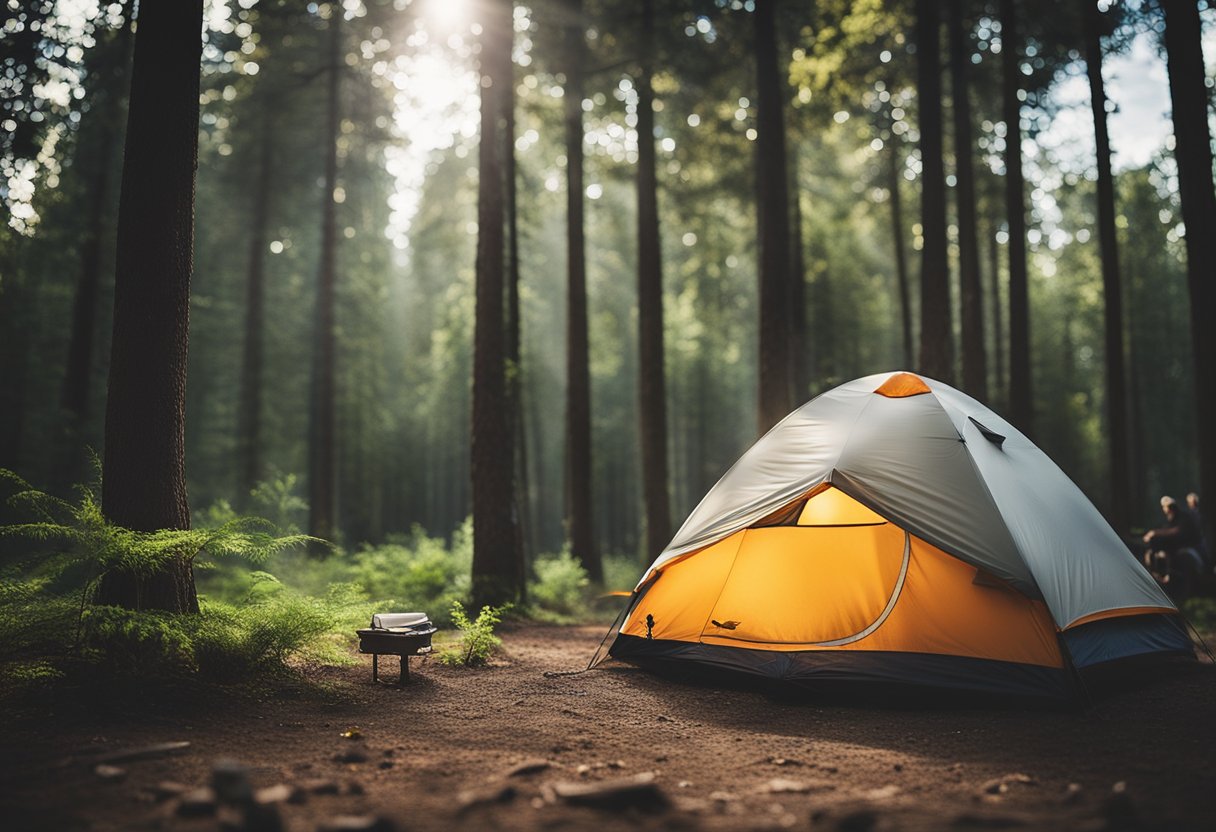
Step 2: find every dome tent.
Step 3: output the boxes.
[601,372,1193,701]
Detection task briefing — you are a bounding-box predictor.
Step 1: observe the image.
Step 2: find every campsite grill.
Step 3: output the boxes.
[356,613,436,684]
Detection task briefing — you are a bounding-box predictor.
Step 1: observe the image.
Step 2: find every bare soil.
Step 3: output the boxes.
[2,623,1213,831]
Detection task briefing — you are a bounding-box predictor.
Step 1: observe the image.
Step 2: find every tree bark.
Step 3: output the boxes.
[504,18,529,584]
[60,1,136,428]
[1162,0,1216,553]
[1083,0,1130,530]
[93,0,202,613]
[563,0,600,581]
[988,216,1005,403]
[755,0,793,432]
[1000,0,1032,432]
[237,111,275,507]
[789,145,810,401]
[308,9,341,543]
[916,0,953,383]
[949,0,986,400]
[888,143,913,368]
[471,0,524,605]
[636,0,672,559]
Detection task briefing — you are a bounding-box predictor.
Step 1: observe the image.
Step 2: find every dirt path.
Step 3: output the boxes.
[2,624,1213,831]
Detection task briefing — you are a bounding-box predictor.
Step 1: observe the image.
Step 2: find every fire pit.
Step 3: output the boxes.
[356,612,437,685]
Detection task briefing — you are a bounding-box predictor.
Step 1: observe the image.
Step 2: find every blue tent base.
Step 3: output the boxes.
[1062,613,1194,669]
[609,635,1077,704]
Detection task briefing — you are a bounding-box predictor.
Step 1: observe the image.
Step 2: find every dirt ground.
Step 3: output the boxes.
[2,624,1214,832]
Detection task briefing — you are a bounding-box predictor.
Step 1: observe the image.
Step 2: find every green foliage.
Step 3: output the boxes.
[528,551,590,619]
[438,601,506,667]
[1181,597,1216,637]
[0,471,335,694]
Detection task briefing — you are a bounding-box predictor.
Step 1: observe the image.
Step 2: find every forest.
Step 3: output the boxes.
[1,1,1215,831]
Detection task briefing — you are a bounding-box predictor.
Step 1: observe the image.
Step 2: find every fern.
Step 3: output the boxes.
[438,601,507,667]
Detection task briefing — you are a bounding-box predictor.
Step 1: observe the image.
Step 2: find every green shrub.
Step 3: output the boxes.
[438,601,506,667]
[80,605,195,675]
[529,551,589,619]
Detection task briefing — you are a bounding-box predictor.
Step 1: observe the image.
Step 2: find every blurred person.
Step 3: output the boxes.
[1143,495,1203,596]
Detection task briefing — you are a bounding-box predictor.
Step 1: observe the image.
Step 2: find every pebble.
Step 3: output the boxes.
[93,764,126,782]
[254,784,298,805]
[316,816,395,832]
[176,787,218,817]
[552,772,670,812]
[506,758,551,777]
[334,750,369,764]
[763,778,811,794]
[300,778,343,796]
[1062,783,1084,805]
[457,784,517,812]
[213,758,253,804]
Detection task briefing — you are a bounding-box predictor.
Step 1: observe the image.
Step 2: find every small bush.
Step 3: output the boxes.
[438,601,506,667]
[529,551,589,619]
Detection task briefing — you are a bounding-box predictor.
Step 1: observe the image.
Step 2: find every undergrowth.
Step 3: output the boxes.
[0,469,645,701]
[438,601,507,667]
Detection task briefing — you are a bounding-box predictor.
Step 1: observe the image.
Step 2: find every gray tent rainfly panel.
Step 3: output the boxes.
[643,371,1176,631]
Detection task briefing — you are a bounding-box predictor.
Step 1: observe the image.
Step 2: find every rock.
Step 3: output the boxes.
[255,784,299,805]
[763,779,811,794]
[864,785,900,801]
[316,816,396,832]
[893,763,904,773]
[176,787,218,818]
[151,781,191,802]
[93,741,192,765]
[93,764,126,782]
[334,750,369,764]
[378,761,394,770]
[213,758,253,804]
[457,784,517,813]
[709,791,738,803]
[607,759,625,769]
[1062,783,1084,805]
[657,715,674,722]
[553,772,670,812]
[300,778,342,796]
[769,757,804,767]
[346,781,366,796]
[506,759,551,777]
[981,773,1036,796]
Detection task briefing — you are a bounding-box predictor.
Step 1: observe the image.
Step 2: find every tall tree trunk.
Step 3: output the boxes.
[789,145,810,401]
[1162,0,1216,552]
[1000,0,1032,432]
[563,0,600,581]
[60,1,136,429]
[635,0,672,560]
[236,111,275,507]
[309,9,340,543]
[93,0,202,613]
[503,9,529,584]
[949,0,986,400]
[0,239,31,471]
[988,216,1005,403]
[916,0,953,383]
[1083,0,1130,530]
[471,0,523,605]
[755,0,793,432]
[888,143,913,368]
